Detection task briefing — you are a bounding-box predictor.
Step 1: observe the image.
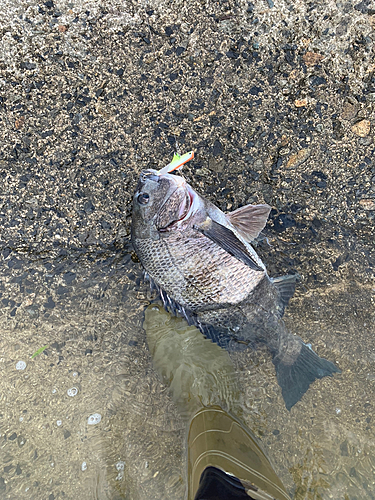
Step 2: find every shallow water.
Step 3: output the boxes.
[0,238,374,499]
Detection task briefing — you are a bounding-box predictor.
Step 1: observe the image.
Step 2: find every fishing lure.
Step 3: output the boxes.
[158,151,194,175]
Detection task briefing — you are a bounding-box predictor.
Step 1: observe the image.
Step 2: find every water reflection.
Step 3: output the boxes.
[143,302,239,419]
[0,246,374,499]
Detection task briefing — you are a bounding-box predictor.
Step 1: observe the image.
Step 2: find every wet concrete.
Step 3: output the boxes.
[0,0,375,498]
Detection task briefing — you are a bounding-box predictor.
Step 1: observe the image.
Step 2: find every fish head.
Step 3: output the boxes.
[131,169,204,241]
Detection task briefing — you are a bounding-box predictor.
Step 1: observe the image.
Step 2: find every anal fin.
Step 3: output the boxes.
[271,274,300,316]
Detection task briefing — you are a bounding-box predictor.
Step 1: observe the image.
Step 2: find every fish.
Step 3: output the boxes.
[131,169,340,410]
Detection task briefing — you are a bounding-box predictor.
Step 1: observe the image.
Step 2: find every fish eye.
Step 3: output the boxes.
[137,192,150,205]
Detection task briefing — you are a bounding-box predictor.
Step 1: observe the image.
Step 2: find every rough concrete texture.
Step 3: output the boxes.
[0,0,375,499]
[0,0,374,260]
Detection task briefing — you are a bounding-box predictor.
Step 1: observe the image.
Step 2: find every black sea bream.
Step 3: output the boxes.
[131,169,340,409]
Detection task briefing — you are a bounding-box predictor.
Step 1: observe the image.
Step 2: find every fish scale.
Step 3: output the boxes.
[136,229,264,310]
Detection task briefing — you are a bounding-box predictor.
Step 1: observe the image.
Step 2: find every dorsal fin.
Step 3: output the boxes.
[226,204,271,242]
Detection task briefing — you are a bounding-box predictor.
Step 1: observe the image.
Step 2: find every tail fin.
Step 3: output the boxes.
[273,341,340,411]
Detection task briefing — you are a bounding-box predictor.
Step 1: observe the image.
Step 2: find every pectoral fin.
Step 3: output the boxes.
[194,218,263,271]
[226,204,271,242]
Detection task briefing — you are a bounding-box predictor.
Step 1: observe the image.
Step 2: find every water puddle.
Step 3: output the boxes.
[0,248,184,499]
[0,236,374,499]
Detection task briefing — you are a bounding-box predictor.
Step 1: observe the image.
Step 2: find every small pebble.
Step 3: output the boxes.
[81,461,87,471]
[116,461,125,481]
[351,119,371,137]
[341,98,358,120]
[16,361,27,370]
[358,136,372,146]
[303,52,324,66]
[116,461,125,471]
[286,148,310,168]
[67,387,78,397]
[87,413,101,425]
[359,199,375,211]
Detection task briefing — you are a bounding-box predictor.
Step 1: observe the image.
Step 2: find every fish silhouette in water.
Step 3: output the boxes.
[131,169,340,410]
